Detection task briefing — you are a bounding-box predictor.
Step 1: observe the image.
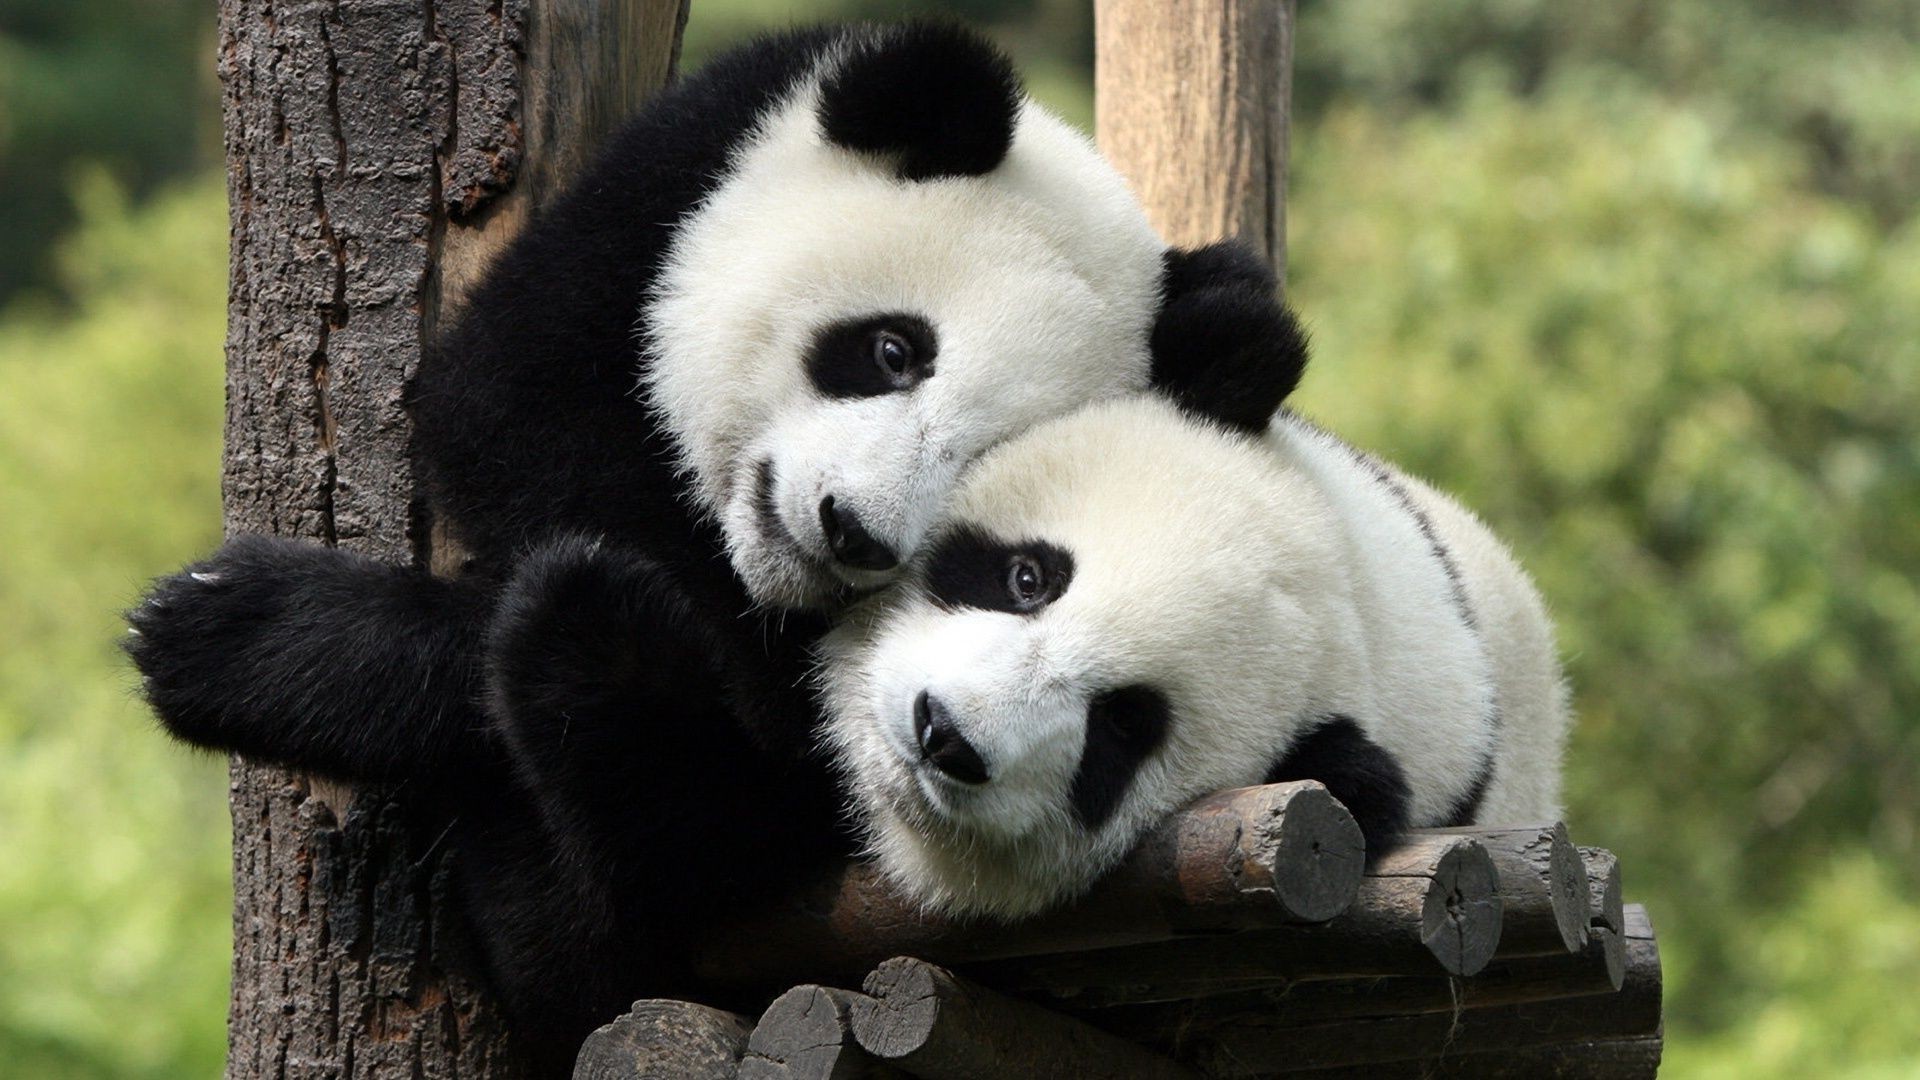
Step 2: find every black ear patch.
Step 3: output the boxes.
[1150,240,1310,435]
[818,21,1022,181]
[1264,716,1411,858]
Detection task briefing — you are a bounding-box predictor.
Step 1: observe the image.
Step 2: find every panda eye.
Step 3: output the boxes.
[872,330,914,378]
[807,314,936,399]
[1006,556,1045,608]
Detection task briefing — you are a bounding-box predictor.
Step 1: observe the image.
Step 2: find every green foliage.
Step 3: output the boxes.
[1292,0,1920,227]
[0,175,230,1078]
[5,2,1918,1077]
[1286,76,1920,1077]
[0,0,217,303]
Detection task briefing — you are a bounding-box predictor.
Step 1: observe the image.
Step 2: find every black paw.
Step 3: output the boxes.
[124,536,321,749]
[484,536,727,745]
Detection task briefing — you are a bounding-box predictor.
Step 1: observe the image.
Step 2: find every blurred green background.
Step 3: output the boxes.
[2,0,1915,1075]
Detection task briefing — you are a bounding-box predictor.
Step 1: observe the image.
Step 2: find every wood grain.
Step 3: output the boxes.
[574,1000,753,1079]
[1095,0,1296,277]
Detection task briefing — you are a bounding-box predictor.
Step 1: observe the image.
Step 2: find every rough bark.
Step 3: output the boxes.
[217,1,687,1075]
[1094,0,1295,277]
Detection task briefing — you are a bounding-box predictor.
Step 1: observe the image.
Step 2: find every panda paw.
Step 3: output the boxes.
[484,536,724,742]
[123,536,332,749]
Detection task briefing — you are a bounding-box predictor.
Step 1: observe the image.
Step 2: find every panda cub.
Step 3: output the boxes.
[820,393,1570,918]
[126,20,1304,1066]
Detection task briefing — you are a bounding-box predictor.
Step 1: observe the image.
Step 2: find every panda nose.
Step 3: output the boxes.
[913,691,989,784]
[819,496,898,571]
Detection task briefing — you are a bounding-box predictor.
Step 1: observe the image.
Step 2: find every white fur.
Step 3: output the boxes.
[820,395,1568,917]
[646,52,1163,610]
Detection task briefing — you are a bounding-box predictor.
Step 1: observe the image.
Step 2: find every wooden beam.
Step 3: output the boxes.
[695,782,1363,990]
[967,834,1504,1007]
[1430,823,1587,957]
[1169,906,1662,1076]
[850,958,1197,1080]
[1095,0,1297,277]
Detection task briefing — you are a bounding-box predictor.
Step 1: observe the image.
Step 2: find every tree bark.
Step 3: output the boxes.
[1094,0,1296,279]
[216,1,687,1074]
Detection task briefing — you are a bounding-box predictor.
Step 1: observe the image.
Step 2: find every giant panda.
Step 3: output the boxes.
[124,20,1299,1070]
[819,392,1570,919]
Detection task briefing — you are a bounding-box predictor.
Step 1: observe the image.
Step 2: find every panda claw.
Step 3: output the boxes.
[190,571,223,585]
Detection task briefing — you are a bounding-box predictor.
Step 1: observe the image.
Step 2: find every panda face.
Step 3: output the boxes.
[819,396,1347,917]
[646,81,1162,611]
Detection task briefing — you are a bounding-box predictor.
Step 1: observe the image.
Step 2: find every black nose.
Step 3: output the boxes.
[819,496,898,571]
[913,690,989,784]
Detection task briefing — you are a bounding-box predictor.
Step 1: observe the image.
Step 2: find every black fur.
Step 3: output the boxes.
[923,527,1074,614]
[1264,716,1413,857]
[805,312,939,398]
[819,20,1021,181]
[121,22,1314,1070]
[124,535,497,780]
[1152,240,1311,434]
[1072,685,1172,830]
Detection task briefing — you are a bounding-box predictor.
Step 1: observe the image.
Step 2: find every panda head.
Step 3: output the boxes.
[644,22,1167,610]
[819,392,1338,918]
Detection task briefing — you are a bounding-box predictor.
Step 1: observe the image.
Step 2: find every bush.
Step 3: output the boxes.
[1286,76,1920,1076]
[0,174,229,1078]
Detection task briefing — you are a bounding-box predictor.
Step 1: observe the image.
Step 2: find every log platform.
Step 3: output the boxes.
[577,784,1662,1078]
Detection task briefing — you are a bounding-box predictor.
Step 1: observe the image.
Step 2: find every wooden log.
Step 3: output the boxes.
[1087,929,1628,1047]
[1094,0,1297,277]
[695,783,1363,990]
[1427,823,1586,956]
[849,958,1196,1080]
[1285,1035,1663,1080]
[574,1000,752,1080]
[968,835,1502,1007]
[738,986,902,1080]
[1582,848,1628,990]
[1173,904,1662,1076]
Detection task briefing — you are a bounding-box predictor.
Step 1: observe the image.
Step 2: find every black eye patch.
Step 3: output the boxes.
[924,527,1073,614]
[1071,685,1172,830]
[804,312,937,399]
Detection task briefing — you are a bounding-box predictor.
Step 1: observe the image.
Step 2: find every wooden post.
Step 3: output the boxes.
[216,1,686,1074]
[1095,0,1296,279]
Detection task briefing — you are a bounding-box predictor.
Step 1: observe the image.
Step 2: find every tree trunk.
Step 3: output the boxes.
[215,1,687,1074]
[1094,0,1296,280]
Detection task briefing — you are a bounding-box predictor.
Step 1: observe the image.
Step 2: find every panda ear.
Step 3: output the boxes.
[1149,241,1309,435]
[818,21,1022,181]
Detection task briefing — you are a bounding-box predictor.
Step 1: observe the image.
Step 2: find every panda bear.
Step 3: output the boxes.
[819,392,1570,919]
[125,20,1301,1069]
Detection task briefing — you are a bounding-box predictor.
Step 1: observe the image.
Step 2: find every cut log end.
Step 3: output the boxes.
[851,959,942,1060]
[1266,782,1368,921]
[1419,837,1504,977]
[740,985,891,1080]
[573,1000,752,1080]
